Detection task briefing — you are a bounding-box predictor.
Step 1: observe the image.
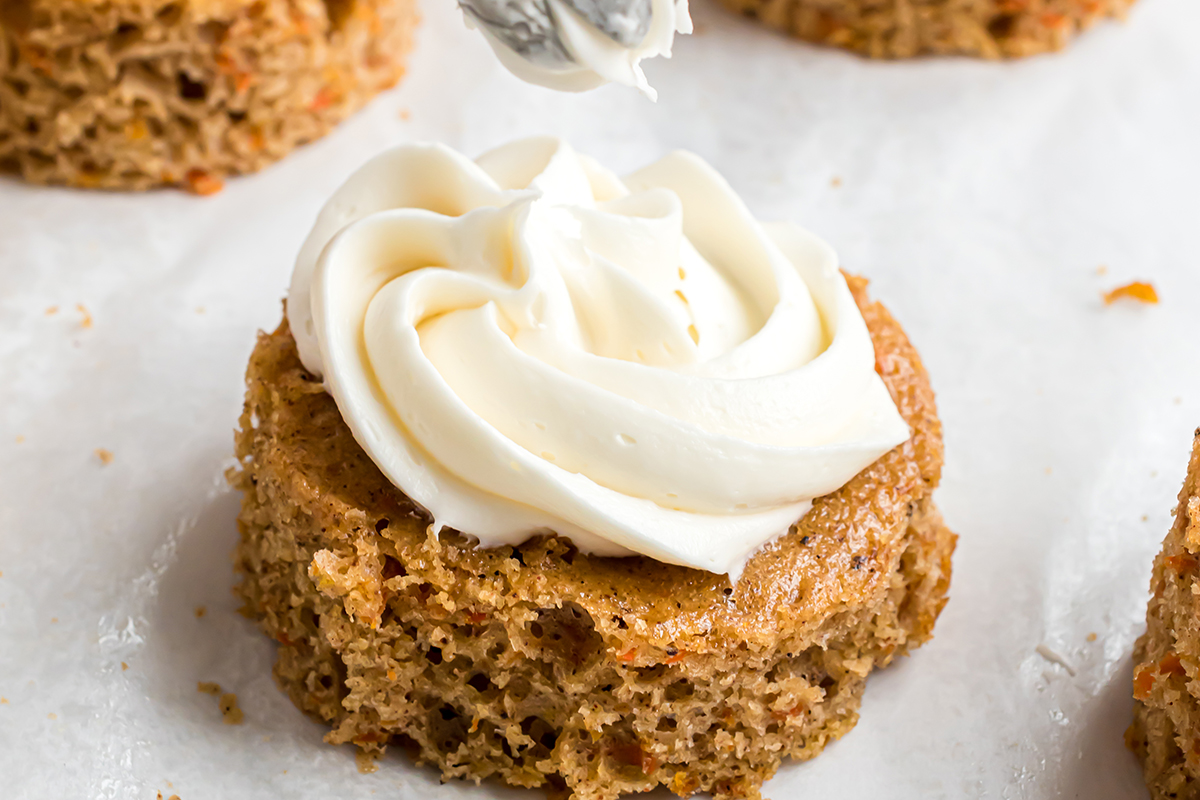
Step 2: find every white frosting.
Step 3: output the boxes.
[470,0,691,100]
[288,137,910,578]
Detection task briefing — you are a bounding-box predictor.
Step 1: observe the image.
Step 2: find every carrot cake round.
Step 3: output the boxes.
[0,0,419,192]
[232,137,956,799]
[717,0,1134,59]
[1129,430,1200,800]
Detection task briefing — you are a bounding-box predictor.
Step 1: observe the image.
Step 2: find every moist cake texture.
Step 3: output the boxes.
[0,0,417,191]
[1130,431,1200,800]
[716,0,1134,59]
[232,275,956,800]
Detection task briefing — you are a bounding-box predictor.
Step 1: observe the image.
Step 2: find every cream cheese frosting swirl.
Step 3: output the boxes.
[288,137,909,578]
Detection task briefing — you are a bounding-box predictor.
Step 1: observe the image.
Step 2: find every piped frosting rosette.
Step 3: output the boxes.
[288,137,909,578]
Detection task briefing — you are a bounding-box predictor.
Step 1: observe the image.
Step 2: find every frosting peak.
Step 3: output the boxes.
[288,137,910,578]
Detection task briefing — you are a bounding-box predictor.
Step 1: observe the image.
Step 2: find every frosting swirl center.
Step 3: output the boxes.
[288,137,909,577]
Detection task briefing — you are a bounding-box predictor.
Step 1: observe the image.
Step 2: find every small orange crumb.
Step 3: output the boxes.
[76,303,92,328]
[830,176,842,188]
[48,713,56,720]
[219,693,244,724]
[14,436,23,444]
[185,169,224,196]
[1044,467,1052,475]
[1142,515,1149,522]
[1087,632,1097,642]
[96,449,114,465]
[1096,265,1108,276]
[195,307,205,315]
[194,606,207,618]
[121,662,128,670]
[45,306,58,316]
[50,617,57,623]
[1,698,7,704]
[168,795,181,800]
[197,681,222,695]
[1103,281,1158,305]
[386,669,396,681]
[398,108,411,121]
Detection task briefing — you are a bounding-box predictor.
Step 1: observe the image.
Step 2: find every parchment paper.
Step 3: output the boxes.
[2,0,1199,795]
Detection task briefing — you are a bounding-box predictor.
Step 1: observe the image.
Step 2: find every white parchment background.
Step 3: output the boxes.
[2,0,1199,795]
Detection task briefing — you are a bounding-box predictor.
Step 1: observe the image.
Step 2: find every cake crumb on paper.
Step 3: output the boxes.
[194,606,207,618]
[76,303,93,327]
[121,662,128,670]
[47,713,56,719]
[14,435,24,444]
[45,306,58,316]
[50,617,57,623]
[1036,644,1076,676]
[1096,265,1108,276]
[1103,280,1158,305]
[830,176,842,187]
[96,448,113,465]
[1087,633,1098,642]
[1,697,8,704]
[398,108,411,121]
[197,681,221,695]
[219,693,244,724]
[356,749,379,774]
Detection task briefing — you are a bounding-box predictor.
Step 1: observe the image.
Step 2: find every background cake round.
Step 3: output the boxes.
[1129,431,1200,800]
[232,274,956,800]
[0,0,418,191]
[716,0,1135,58]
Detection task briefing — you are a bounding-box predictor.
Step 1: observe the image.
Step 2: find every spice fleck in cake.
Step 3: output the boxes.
[233,137,957,799]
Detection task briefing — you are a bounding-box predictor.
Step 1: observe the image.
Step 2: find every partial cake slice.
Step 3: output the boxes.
[231,275,956,800]
[0,0,418,191]
[717,0,1134,59]
[1130,431,1200,799]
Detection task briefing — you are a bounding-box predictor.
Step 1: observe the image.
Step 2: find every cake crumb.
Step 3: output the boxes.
[50,617,58,623]
[1036,643,1076,676]
[194,605,207,618]
[169,795,181,800]
[830,176,842,187]
[196,306,205,315]
[45,306,58,316]
[14,435,24,444]
[197,681,222,696]
[76,303,92,327]
[356,749,379,774]
[1087,632,1098,642]
[219,692,244,724]
[121,662,128,670]
[48,713,56,719]
[1096,265,1108,276]
[1103,280,1158,305]
[398,108,411,121]
[1,697,8,704]
[96,449,114,465]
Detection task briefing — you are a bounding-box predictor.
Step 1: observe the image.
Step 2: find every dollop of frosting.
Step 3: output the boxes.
[464,0,690,99]
[288,137,909,578]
